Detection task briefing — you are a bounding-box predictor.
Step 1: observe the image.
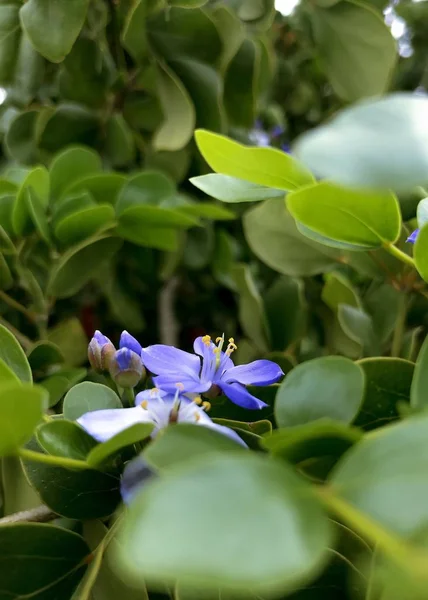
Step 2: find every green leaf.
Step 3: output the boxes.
[116,453,332,594]
[0,383,47,456]
[63,382,122,421]
[4,110,39,164]
[144,423,245,471]
[275,356,365,428]
[39,104,99,153]
[48,236,123,298]
[0,252,12,289]
[0,323,32,382]
[87,423,154,467]
[37,419,96,460]
[1,455,41,515]
[233,263,270,352]
[22,438,121,518]
[175,200,235,221]
[414,223,428,282]
[244,199,341,276]
[12,165,50,235]
[210,5,245,73]
[190,174,284,203]
[364,283,402,344]
[322,272,361,312]
[62,173,126,205]
[121,0,148,63]
[294,93,428,193]
[53,191,95,224]
[40,375,71,408]
[329,413,428,536]
[50,145,102,199]
[116,171,175,214]
[0,2,20,84]
[26,187,51,243]
[0,524,89,599]
[153,61,195,152]
[0,358,20,385]
[105,113,136,168]
[54,204,116,246]
[354,357,414,430]
[262,420,362,465]
[410,335,428,411]
[287,182,401,250]
[224,38,258,128]
[20,0,90,62]
[310,0,396,101]
[265,275,306,351]
[338,304,379,356]
[195,130,314,191]
[47,318,87,367]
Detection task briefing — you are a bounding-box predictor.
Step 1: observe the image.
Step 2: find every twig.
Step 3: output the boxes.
[0,289,37,322]
[158,276,179,346]
[0,505,56,526]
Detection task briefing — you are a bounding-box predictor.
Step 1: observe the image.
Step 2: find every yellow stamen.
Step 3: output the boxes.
[140,400,148,409]
[226,338,238,356]
[194,412,201,422]
[215,336,223,344]
[193,395,202,405]
[202,401,211,412]
[202,335,211,346]
[150,387,159,396]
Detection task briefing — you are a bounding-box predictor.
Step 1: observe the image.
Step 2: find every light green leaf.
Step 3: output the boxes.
[47,318,88,367]
[294,93,428,193]
[20,0,90,62]
[310,0,396,101]
[116,453,332,595]
[275,356,365,428]
[40,375,71,408]
[54,204,116,246]
[0,323,32,382]
[49,145,102,199]
[153,61,195,152]
[26,187,51,243]
[410,334,428,411]
[48,236,123,298]
[87,423,154,467]
[322,272,361,312]
[190,174,284,203]
[0,358,20,385]
[287,182,401,250]
[244,199,341,276]
[195,130,314,191]
[414,223,428,282]
[0,383,47,456]
[63,382,122,421]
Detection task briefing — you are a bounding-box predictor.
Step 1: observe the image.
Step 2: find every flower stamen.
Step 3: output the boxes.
[202,335,211,346]
[226,337,238,356]
[202,401,211,412]
[140,400,148,409]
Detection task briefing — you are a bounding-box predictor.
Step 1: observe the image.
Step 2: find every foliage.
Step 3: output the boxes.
[2,0,428,599]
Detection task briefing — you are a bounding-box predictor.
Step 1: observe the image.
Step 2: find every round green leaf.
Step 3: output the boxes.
[0,524,90,599]
[275,356,365,428]
[39,104,99,153]
[36,419,97,460]
[354,357,414,430]
[190,174,285,203]
[48,236,123,298]
[20,0,90,63]
[0,323,32,382]
[414,223,428,282]
[49,145,102,199]
[12,165,50,235]
[195,130,314,191]
[0,358,20,385]
[294,93,428,193]
[62,173,127,204]
[54,204,116,246]
[22,438,121,518]
[244,199,341,276]
[330,413,428,536]
[411,334,428,411]
[87,422,154,467]
[116,171,176,214]
[63,382,122,421]
[310,0,396,101]
[287,182,401,250]
[116,453,332,595]
[47,318,88,367]
[0,383,48,456]
[40,375,71,408]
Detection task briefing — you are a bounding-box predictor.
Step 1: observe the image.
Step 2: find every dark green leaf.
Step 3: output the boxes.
[265,275,306,351]
[54,204,116,246]
[62,173,126,204]
[12,165,49,235]
[116,170,175,214]
[0,323,32,382]
[233,263,270,351]
[87,423,154,467]
[4,110,38,164]
[37,419,97,460]
[39,104,99,153]
[49,145,102,199]
[0,3,20,84]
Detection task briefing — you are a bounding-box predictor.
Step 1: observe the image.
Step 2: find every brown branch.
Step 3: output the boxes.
[0,505,57,526]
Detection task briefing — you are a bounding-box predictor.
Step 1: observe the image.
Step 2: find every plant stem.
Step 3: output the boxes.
[0,505,56,526]
[383,243,416,268]
[122,387,135,408]
[0,290,37,322]
[17,448,89,471]
[391,293,408,358]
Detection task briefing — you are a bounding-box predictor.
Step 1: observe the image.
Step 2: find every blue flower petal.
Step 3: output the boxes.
[115,348,135,370]
[120,331,142,355]
[218,381,268,410]
[153,374,210,394]
[407,228,420,244]
[141,344,201,378]
[77,406,151,442]
[222,359,283,386]
[93,330,111,346]
[120,457,157,505]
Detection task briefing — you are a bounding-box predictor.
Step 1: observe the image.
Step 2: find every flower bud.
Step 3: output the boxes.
[119,330,142,355]
[109,348,145,388]
[88,330,116,372]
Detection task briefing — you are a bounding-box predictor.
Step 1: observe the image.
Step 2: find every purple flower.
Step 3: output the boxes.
[109,347,145,388]
[77,388,246,446]
[120,330,142,355]
[141,335,283,410]
[407,228,419,244]
[88,330,115,372]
